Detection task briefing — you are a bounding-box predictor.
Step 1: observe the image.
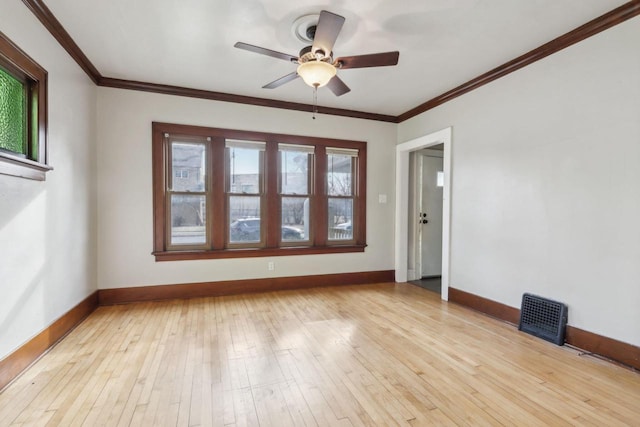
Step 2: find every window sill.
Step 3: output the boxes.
[0,152,53,181]
[153,244,367,261]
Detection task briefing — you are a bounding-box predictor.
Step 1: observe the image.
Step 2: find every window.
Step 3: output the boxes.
[0,31,50,180]
[279,143,313,244]
[167,137,207,249]
[227,139,265,246]
[152,122,367,261]
[327,148,357,241]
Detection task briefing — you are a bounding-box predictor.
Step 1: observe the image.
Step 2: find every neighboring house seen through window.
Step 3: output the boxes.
[0,31,50,180]
[152,122,367,261]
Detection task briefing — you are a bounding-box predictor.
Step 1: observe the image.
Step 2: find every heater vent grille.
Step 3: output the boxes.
[519,293,568,346]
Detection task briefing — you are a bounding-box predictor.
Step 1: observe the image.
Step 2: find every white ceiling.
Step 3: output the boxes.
[45,0,626,116]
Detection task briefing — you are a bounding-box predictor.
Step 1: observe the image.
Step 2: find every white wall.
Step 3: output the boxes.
[0,1,97,360]
[398,17,640,346]
[96,88,396,290]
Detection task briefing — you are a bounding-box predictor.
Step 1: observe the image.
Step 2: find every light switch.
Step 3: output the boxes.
[378,194,387,204]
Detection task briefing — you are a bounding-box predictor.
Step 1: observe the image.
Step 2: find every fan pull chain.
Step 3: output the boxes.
[312,85,318,120]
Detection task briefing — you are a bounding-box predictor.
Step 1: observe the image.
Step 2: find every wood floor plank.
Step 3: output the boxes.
[1,283,639,426]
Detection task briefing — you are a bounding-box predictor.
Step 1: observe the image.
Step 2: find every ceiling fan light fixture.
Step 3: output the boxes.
[297,61,336,88]
[235,10,398,99]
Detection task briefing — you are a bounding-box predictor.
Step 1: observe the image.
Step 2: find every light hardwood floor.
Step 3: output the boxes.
[1,283,639,426]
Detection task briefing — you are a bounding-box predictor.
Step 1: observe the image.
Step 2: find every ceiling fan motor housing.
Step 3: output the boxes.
[299,45,332,64]
[306,25,317,41]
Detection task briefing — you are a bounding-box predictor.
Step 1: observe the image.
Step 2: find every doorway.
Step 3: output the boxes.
[395,127,451,300]
[410,150,444,294]
[417,150,444,279]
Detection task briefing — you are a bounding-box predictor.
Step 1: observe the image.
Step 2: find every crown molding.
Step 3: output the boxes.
[397,1,640,122]
[98,77,397,122]
[21,0,101,84]
[22,0,640,123]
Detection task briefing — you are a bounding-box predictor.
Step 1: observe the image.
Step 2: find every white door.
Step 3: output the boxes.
[419,155,444,277]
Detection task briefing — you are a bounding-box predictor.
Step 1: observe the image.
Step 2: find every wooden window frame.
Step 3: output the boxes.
[152,122,367,261]
[0,31,51,181]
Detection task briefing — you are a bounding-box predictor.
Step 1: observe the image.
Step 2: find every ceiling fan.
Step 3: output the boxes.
[234,10,399,97]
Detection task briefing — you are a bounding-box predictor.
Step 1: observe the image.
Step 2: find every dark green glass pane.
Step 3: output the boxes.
[0,67,26,155]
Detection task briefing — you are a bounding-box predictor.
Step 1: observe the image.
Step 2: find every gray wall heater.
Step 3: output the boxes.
[519,293,568,346]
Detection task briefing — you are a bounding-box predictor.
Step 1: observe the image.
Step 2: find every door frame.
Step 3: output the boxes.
[416,150,444,280]
[395,127,452,300]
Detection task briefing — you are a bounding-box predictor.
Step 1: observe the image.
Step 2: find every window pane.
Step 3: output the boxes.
[281,197,308,241]
[171,142,205,191]
[229,196,261,243]
[280,149,309,195]
[228,145,261,194]
[328,198,353,240]
[327,154,353,196]
[170,194,206,245]
[0,67,26,155]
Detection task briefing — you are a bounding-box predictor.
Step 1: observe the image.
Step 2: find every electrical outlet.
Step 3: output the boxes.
[268,261,275,271]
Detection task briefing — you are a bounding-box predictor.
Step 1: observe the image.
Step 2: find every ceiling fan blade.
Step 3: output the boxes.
[234,42,297,62]
[262,72,300,89]
[326,76,350,96]
[336,51,400,69]
[312,10,345,56]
